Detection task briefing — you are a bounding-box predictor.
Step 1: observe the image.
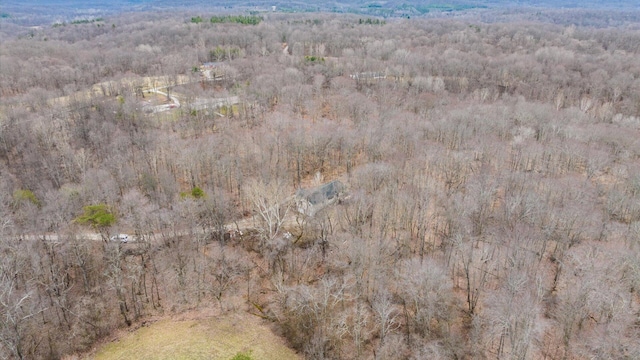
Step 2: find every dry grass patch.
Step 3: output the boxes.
[91,312,300,360]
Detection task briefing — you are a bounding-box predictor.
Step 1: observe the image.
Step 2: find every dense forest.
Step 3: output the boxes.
[1,5,640,360]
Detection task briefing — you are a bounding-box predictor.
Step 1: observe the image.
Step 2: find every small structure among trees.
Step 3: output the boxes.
[295,180,345,217]
[198,62,224,81]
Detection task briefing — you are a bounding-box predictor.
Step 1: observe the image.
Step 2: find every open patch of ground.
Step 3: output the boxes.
[89,312,301,360]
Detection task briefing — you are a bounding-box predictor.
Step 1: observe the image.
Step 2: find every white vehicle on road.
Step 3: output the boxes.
[110,234,130,243]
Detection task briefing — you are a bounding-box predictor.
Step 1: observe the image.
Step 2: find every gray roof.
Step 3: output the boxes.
[296,180,345,205]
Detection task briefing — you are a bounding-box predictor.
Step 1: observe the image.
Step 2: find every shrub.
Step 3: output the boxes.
[180,186,206,199]
[230,351,253,360]
[191,186,205,199]
[13,189,40,207]
[75,204,116,228]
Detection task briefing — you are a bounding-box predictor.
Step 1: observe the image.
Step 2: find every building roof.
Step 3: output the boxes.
[296,180,345,206]
[201,62,222,68]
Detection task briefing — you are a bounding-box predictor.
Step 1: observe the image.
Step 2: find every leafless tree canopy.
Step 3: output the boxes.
[1,5,640,359]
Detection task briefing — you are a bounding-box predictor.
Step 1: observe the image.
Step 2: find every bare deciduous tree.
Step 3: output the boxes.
[243,178,292,243]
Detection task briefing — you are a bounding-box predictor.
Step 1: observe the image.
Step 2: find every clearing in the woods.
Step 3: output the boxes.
[91,312,301,360]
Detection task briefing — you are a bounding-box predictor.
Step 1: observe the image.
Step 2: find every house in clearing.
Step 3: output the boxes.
[295,180,346,217]
[199,62,225,81]
[349,71,388,84]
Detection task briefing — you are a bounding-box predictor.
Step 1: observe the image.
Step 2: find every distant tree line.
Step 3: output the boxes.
[191,15,263,25]
[358,18,385,25]
[52,17,104,27]
[1,10,640,360]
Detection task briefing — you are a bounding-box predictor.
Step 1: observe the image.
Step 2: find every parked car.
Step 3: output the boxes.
[110,234,129,243]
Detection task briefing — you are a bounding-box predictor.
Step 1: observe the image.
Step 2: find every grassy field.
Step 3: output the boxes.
[91,313,301,360]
